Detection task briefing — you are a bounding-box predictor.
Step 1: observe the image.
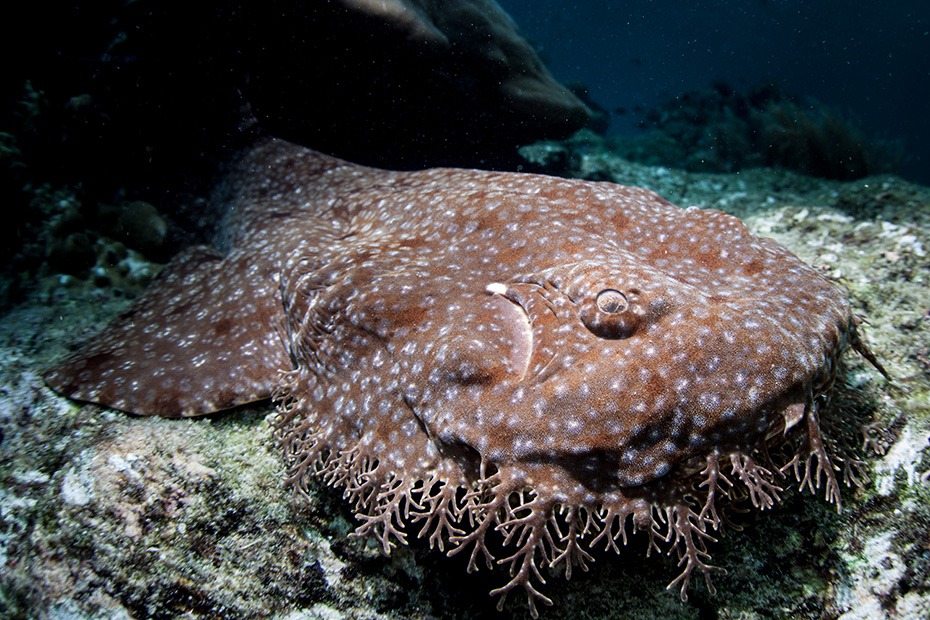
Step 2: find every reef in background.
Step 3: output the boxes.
[608,83,905,181]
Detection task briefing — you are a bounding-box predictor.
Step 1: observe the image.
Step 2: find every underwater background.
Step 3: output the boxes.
[500,0,929,184]
[1,1,929,618]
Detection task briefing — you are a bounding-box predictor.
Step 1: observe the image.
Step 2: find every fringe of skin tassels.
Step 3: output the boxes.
[271,378,861,619]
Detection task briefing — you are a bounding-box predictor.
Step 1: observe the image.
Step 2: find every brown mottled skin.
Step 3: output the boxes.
[45,138,885,615]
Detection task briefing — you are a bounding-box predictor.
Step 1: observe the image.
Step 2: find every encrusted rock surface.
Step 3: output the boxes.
[1,144,928,618]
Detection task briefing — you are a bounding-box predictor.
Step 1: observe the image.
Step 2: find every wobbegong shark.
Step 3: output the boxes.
[45,137,885,616]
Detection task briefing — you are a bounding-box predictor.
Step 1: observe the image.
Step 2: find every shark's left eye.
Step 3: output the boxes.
[596,289,628,314]
[580,288,641,339]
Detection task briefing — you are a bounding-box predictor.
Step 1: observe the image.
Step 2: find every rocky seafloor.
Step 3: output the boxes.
[1,137,928,619]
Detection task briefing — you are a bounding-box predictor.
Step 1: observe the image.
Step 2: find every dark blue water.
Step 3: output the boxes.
[499,0,930,183]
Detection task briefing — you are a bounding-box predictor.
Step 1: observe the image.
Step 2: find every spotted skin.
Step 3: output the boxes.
[44,138,876,615]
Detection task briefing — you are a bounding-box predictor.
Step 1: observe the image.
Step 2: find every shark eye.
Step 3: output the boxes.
[596,289,628,314]
[581,288,641,339]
